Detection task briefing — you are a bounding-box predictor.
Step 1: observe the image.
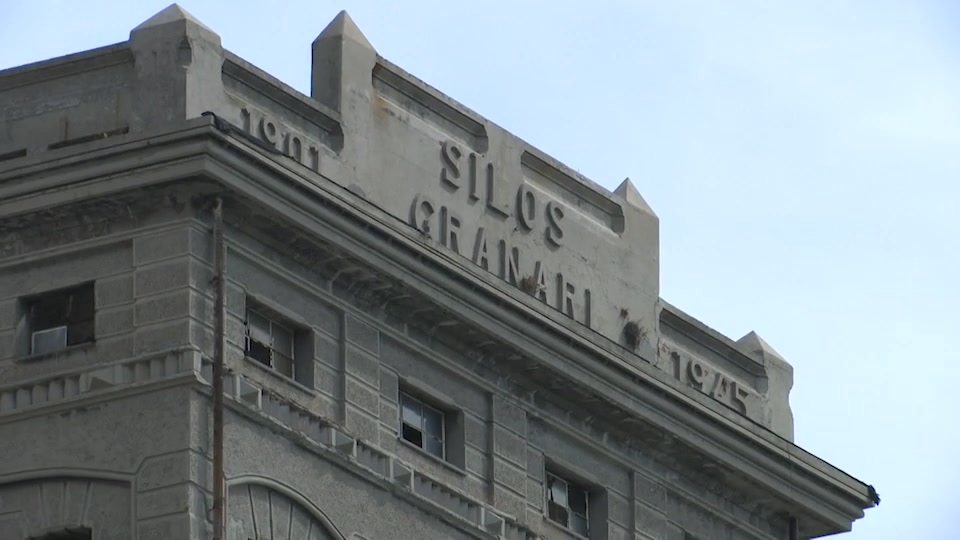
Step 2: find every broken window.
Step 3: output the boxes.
[547,470,591,536]
[245,307,296,379]
[26,283,95,355]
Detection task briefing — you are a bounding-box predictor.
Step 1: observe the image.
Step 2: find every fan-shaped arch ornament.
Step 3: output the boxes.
[0,473,131,539]
[227,476,346,540]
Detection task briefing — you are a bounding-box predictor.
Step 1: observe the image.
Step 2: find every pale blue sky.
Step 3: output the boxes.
[2,1,958,538]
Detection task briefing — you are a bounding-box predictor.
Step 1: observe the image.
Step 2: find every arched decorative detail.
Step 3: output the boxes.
[226,475,346,540]
[0,467,132,485]
[0,472,132,539]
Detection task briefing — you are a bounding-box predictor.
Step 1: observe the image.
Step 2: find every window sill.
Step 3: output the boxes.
[14,341,97,363]
[242,354,316,397]
[543,517,590,540]
[397,437,467,477]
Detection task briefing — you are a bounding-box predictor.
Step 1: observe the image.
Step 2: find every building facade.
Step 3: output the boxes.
[0,5,876,540]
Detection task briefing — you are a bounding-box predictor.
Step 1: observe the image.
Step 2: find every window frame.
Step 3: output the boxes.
[240,297,316,390]
[399,391,447,461]
[546,469,592,537]
[244,306,297,380]
[393,376,467,471]
[22,282,96,356]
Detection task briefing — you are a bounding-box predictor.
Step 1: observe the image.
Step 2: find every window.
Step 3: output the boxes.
[245,307,296,378]
[547,470,591,536]
[394,379,466,469]
[25,283,95,355]
[242,301,314,387]
[27,526,92,539]
[400,392,446,459]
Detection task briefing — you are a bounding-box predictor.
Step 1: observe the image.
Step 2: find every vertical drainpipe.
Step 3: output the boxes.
[789,516,799,540]
[212,196,226,539]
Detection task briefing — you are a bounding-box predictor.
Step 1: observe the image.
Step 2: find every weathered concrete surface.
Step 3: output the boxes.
[0,4,876,540]
[0,3,795,435]
[129,4,225,131]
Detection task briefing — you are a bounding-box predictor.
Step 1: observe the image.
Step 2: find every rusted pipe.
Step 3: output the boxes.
[212,196,226,539]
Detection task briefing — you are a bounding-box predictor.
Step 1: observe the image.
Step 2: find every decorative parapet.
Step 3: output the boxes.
[658,301,795,440]
[0,4,660,366]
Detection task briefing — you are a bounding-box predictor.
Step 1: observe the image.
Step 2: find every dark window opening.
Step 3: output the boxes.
[27,526,92,540]
[26,283,95,355]
[401,422,423,447]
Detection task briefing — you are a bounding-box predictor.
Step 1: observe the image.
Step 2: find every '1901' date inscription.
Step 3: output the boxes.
[240,108,321,173]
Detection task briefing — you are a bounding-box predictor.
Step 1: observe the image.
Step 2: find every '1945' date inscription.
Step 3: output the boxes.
[672,352,752,415]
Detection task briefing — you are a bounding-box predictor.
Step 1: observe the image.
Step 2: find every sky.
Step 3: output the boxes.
[2,1,958,538]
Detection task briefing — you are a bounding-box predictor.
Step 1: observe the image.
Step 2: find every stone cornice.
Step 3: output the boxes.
[0,119,874,536]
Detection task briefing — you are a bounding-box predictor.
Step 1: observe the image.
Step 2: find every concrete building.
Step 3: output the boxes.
[0,5,876,540]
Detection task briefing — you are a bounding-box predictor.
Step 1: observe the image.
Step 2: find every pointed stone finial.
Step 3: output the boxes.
[736,331,784,360]
[737,330,794,441]
[132,4,214,34]
[128,3,224,130]
[614,177,656,217]
[315,10,374,50]
[311,10,376,114]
